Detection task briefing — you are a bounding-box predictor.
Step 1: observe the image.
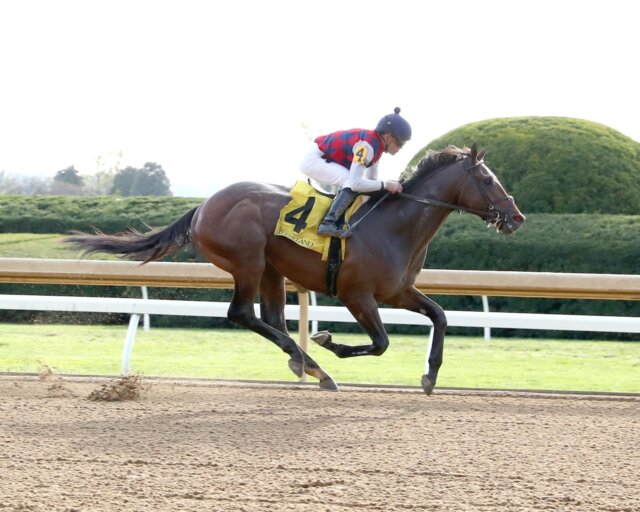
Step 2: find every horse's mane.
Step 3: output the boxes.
[401,145,471,193]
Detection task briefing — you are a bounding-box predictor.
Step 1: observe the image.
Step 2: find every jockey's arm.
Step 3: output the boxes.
[347,140,402,193]
[346,141,387,193]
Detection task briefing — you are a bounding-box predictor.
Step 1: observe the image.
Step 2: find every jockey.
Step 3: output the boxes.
[300,107,411,238]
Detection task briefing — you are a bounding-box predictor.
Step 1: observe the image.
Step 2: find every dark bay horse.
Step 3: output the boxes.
[66,144,525,395]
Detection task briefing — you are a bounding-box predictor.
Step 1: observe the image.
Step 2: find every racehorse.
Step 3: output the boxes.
[66,144,525,395]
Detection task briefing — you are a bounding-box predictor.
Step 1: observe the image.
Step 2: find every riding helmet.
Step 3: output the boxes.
[375,107,412,142]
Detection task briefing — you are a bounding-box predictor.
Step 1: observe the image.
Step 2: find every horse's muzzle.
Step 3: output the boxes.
[496,212,526,235]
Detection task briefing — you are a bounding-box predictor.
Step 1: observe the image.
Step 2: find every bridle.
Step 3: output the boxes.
[397,156,515,224]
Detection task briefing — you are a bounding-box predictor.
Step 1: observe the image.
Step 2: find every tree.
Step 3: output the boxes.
[54,166,83,186]
[109,167,137,196]
[88,151,123,195]
[84,170,115,195]
[0,171,51,195]
[110,162,172,196]
[50,166,85,195]
[0,171,23,194]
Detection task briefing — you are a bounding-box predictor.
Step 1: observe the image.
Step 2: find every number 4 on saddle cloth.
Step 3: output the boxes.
[274,181,362,261]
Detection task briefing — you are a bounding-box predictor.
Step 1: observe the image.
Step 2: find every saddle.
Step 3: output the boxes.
[274,180,361,295]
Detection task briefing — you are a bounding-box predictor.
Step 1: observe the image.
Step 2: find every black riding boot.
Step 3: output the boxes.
[317,188,358,238]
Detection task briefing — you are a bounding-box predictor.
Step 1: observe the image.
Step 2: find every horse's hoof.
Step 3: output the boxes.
[311,330,332,346]
[421,375,435,396]
[319,377,339,391]
[288,359,304,378]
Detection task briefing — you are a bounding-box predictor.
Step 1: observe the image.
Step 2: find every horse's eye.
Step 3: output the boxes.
[484,177,493,185]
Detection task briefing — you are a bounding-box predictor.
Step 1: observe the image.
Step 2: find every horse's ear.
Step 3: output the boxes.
[470,143,478,162]
[477,149,486,162]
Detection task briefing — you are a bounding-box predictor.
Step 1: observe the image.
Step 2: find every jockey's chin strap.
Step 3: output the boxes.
[397,157,512,223]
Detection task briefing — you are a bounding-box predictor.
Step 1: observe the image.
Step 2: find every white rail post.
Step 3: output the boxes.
[309,291,318,334]
[121,314,141,376]
[482,295,491,340]
[141,286,150,332]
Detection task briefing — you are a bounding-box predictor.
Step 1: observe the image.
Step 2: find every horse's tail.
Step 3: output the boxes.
[65,207,198,263]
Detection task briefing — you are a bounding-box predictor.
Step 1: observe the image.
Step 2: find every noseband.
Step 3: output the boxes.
[397,156,514,224]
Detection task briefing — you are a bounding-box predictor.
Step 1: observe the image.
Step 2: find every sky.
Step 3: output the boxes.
[0,0,637,197]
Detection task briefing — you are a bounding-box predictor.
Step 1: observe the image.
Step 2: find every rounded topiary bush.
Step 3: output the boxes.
[407,117,640,214]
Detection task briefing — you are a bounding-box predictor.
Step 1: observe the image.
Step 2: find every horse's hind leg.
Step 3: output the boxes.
[259,267,338,391]
[227,272,306,378]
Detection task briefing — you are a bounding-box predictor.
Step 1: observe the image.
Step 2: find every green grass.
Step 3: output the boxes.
[1,323,638,393]
[0,233,98,259]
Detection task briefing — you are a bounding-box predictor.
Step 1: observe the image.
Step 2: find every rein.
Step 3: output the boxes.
[398,157,512,223]
[396,191,490,217]
[342,192,390,237]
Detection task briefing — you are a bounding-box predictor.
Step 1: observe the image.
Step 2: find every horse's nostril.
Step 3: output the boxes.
[512,214,525,223]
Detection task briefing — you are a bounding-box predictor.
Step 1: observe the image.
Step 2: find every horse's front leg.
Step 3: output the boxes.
[387,286,447,395]
[313,294,390,358]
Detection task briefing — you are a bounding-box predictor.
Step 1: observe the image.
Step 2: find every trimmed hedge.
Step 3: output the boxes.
[427,212,640,274]
[0,195,202,234]
[408,116,640,214]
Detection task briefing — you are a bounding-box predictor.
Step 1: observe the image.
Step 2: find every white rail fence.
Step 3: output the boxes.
[1,258,639,375]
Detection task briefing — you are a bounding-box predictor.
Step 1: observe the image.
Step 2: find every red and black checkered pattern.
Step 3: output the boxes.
[314,128,384,169]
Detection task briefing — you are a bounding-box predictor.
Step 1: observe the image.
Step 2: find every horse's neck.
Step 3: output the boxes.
[397,171,461,240]
[366,171,460,269]
[395,199,451,249]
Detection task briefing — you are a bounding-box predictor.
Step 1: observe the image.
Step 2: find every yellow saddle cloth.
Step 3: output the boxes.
[274,181,360,261]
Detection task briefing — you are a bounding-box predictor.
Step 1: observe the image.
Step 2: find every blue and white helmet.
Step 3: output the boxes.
[375,107,412,142]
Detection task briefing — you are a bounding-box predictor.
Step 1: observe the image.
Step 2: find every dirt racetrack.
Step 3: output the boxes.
[1,376,638,512]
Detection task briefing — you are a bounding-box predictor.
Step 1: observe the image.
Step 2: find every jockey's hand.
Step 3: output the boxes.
[384,181,403,194]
